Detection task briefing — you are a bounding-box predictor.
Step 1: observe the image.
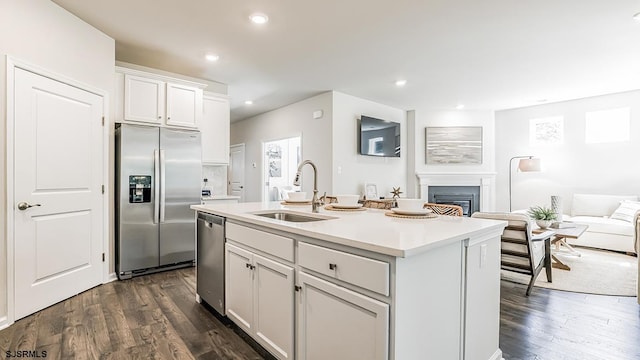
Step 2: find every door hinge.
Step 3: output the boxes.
[101,185,105,194]
[102,253,105,262]
[294,285,302,292]
[102,116,105,126]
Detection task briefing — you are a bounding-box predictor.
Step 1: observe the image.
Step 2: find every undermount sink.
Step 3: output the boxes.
[251,210,336,223]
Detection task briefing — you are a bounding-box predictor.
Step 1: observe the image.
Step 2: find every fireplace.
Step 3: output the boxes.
[428,186,480,216]
[416,172,495,212]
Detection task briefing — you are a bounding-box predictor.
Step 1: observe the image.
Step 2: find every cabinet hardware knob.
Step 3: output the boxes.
[158,116,162,119]
[329,263,337,270]
[294,285,302,292]
[246,263,251,269]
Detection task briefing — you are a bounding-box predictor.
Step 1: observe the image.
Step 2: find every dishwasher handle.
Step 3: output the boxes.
[198,212,224,227]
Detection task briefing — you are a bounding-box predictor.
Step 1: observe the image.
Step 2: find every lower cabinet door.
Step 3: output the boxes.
[225,243,254,332]
[254,254,295,359]
[297,272,389,360]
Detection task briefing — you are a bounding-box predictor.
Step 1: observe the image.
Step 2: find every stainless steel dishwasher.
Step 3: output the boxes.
[196,212,225,315]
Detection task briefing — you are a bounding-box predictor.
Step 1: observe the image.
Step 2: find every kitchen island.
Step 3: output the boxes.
[191,201,507,360]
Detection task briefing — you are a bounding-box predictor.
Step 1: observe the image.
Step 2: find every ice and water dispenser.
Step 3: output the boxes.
[129,175,151,203]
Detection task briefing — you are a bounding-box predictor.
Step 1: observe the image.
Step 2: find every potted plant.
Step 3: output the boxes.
[527,205,557,229]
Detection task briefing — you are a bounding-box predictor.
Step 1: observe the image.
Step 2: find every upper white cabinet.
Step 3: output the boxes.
[124,75,164,125]
[116,67,205,129]
[201,93,230,164]
[166,82,202,128]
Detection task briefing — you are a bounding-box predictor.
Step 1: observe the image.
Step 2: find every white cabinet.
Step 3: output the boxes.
[298,241,389,296]
[226,242,295,360]
[226,244,254,330]
[165,82,203,128]
[462,237,501,360]
[117,67,204,129]
[297,271,389,360]
[123,74,164,125]
[201,93,230,164]
[219,221,501,360]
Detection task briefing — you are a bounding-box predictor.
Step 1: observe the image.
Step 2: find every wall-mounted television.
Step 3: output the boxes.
[359,115,400,157]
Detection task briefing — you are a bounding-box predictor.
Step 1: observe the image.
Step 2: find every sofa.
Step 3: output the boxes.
[562,194,639,255]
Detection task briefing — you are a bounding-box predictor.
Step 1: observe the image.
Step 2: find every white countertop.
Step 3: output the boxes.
[201,195,241,201]
[191,201,506,258]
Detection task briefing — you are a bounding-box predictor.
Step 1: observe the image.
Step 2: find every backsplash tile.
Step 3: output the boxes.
[202,165,228,196]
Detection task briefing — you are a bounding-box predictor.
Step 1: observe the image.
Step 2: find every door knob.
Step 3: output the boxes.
[17,202,41,211]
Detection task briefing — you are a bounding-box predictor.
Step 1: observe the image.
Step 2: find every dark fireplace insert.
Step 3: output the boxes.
[427,186,480,217]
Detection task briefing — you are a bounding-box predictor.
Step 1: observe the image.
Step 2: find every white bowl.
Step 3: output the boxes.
[336,194,359,205]
[396,198,425,211]
[287,192,307,201]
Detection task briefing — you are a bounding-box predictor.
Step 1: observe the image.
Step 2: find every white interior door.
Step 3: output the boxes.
[229,144,245,201]
[13,67,104,320]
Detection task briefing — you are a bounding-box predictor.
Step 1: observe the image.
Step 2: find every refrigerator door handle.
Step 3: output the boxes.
[160,149,166,223]
[153,149,160,224]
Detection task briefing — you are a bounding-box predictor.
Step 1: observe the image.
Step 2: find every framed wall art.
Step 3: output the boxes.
[364,183,378,200]
[425,126,482,164]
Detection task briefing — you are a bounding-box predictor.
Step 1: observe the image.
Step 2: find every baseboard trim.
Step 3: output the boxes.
[0,316,11,331]
[490,348,503,360]
[106,272,118,283]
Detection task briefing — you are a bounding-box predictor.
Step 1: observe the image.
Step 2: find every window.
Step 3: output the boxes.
[529,116,563,145]
[585,107,630,144]
[368,137,384,155]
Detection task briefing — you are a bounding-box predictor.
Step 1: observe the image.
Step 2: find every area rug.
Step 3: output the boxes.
[501,248,638,296]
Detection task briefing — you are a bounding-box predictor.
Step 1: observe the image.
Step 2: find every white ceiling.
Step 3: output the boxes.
[52,0,640,122]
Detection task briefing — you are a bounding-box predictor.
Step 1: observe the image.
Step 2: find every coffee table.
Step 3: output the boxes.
[548,224,589,270]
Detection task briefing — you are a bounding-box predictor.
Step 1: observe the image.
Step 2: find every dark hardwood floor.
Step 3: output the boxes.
[500,280,640,360]
[0,268,263,360]
[1,269,638,359]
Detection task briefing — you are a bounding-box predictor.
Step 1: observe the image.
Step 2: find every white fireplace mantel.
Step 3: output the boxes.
[416,172,496,212]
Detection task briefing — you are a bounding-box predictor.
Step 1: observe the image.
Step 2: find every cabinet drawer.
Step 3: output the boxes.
[298,242,389,296]
[226,222,294,262]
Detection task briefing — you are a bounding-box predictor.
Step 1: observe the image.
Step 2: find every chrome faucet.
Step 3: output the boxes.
[293,160,321,213]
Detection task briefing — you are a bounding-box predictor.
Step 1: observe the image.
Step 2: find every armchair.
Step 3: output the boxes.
[471,212,553,296]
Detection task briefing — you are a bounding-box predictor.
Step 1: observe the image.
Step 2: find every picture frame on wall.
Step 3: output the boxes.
[425,126,483,164]
[364,183,378,200]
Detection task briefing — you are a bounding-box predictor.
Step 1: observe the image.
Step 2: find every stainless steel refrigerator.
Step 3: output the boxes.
[115,123,201,279]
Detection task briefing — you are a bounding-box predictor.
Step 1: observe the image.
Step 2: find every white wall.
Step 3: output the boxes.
[230,92,333,202]
[0,0,115,325]
[411,109,496,194]
[495,90,640,213]
[332,92,407,198]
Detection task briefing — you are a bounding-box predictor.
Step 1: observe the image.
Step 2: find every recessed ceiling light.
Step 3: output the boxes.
[395,80,407,87]
[244,100,254,105]
[456,104,465,110]
[633,12,640,21]
[249,13,269,24]
[205,54,219,62]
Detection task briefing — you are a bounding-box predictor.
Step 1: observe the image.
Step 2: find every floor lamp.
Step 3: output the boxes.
[509,156,541,212]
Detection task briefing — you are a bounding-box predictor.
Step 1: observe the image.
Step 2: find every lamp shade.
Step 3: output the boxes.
[518,158,541,172]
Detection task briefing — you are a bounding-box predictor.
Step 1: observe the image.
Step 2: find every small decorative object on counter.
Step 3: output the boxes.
[319,192,337,205]
[364,183,378,200]
[527,205,557,229]
[390,187,403,199]
[362,199,395,210]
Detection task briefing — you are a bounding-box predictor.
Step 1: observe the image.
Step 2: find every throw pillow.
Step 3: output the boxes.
[610,200,640,222]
